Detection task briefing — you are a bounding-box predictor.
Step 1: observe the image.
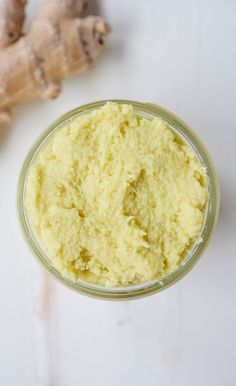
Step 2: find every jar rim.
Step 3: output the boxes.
[17,100,220,300]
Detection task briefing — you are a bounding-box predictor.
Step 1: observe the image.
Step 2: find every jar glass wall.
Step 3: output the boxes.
[17,100,220,300]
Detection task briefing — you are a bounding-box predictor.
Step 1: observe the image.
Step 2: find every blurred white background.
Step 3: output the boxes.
[0,0,236,385]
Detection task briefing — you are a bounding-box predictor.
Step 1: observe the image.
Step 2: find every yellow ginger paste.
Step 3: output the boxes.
[25,102,208,286]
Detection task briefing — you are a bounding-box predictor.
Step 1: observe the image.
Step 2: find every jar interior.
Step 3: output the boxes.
[18,100,220,299]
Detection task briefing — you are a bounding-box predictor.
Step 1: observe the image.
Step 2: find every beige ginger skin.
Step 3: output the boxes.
[0,0,110,126]
[0,0,27,49]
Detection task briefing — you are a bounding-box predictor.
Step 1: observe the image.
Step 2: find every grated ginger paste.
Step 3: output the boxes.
[25,102,208,287]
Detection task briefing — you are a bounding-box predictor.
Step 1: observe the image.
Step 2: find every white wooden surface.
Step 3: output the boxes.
[0,1,236,385]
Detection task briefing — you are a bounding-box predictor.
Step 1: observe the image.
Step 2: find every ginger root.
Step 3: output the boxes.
[0,0,27,49]
[0,0,110,126]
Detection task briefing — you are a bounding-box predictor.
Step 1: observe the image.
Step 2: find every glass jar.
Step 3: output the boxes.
[17,100,220,300]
